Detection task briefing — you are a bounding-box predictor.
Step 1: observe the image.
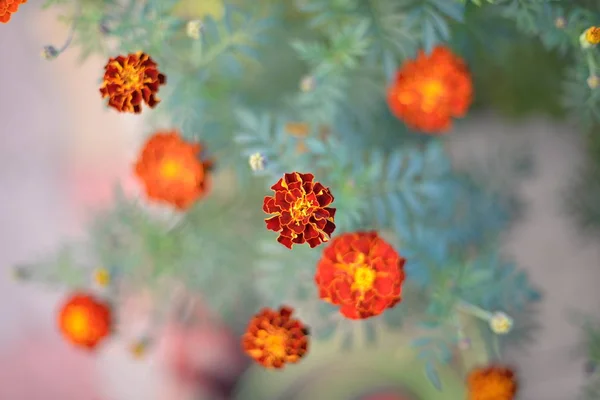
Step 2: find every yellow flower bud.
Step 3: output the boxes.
[300,75,316,92]
[248,152,265,171]
[489,312,513,335]
[588,75,599,89]
[186,20,203,40]
[93,268,111,287]
[581,27,600,49]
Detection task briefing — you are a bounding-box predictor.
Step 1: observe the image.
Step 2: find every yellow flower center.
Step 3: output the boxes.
[159,159,196,184]
[119,64,142,88]
[291,197,313,222]
[353,266,376,292]
[263,333,287,359]
[64,308,90,340]
[420,79,445,112]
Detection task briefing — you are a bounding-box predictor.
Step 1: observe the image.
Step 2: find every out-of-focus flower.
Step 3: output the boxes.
[314,231,406,320]
[99,52,166,113]
[285,122,310,137]
[467,365,517,400]
[249,152,265,171]
[299,75,316,92]
[134,130,213,210]
[241,306,309,369]
[93,267,111,287]
[58,293,112,350]
[130,337,151,359]
[489,312,513,335]
[387,46,472,134]
[186,20,203,39]
[263,172,336,249]
[0,0,26,24]
[554,17,566,29]
[588,75,599,89]
[11,264,31,281]
[40,45,59,61]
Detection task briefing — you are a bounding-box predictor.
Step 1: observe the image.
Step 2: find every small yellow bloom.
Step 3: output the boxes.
[588,75,599,89]
[299,75,316,92]
[130,338,150,359]
[249,152,265,171]
[489,312,513,335]
[581,27,600,49]
[93,268,111,287]
[186,20,203,40]
[554,17,566,29]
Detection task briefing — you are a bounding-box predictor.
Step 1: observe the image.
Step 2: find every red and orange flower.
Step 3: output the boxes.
[314,231,406,320]
[241,306,310,369]
[0,0,26,23]
[263,172,336,249]
[99,52,166,113]
[58,292,112,350]
[467,365,518,400]
[134,130,213,210]
[387,45,473,134]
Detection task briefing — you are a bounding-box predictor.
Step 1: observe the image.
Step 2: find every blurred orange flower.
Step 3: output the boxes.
[467,365,518,400]
[0,0,26,23]
[263,172,336,249]
[99,52,166,113]
[58,293,112,350]
[134,130,213,210]
[242,306,309,369]
[315,231,406,320]
[387,46,472,133]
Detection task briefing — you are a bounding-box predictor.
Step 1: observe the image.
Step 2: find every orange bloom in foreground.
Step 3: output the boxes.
[315,231,406,320]
[467,365,518,400]
[58,293,112,350]
[99,52,166,113]
[242,306,309,369]
[387,46,472,133]
[263,172,336,249]
[134,130,213,210]
[0,0,26,23]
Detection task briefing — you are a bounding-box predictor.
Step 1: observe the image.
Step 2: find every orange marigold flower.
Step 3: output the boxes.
[58,292,112,350]
[467,365,518,400]
[314,231,406,320]
[0,0,26,23]
[585,27,600,45]
[263,172,336,249]
[241,306,310,369]
[99,52,166,113]
[387,46,473,134]
[134,130,213,210]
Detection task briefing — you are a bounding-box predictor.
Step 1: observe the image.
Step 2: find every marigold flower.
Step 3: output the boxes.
[134,130,213,210]
[262,172,336,249]
[314,231,406,320]
[467,365,518,400]
[241,306,310,369]
[0,0,26,23]
[99,52,166,113]
[585,27,600,45]
[58,292,112,350]
[387,46,473,133]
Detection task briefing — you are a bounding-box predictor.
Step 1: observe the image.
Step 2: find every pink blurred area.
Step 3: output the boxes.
[0,5,244,400]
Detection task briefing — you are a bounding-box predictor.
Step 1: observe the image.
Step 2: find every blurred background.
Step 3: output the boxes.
[2,3,600,400]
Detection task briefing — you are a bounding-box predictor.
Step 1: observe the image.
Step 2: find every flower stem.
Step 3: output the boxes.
[456,300,493,321]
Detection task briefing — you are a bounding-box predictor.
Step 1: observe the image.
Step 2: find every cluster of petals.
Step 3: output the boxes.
[0,0,26,23]
[387,45,473,133]
[467,365,518,400]
[241,306,310,369]
[263,172,336,249]
[314,231,406,320]
[134,130,213,210]
[99,52,166,113]
[58,292,112,350]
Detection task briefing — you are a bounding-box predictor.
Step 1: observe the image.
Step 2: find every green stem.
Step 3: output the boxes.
[456,300,493,321]
[587,51,597,76]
